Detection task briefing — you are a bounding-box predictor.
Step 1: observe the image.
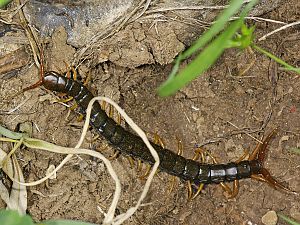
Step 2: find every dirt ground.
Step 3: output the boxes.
[0,0,300,225]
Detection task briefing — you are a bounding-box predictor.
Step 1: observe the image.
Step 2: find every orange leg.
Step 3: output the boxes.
[203,148,249,198]
[221,149,250,199]
[139,164,151,180]
[108,151,119,160]
[63,61,71,78]
[168,138,183,195]
[222,151,249,199]
[138,133,165,178]
[187,147,207,200]
[126,156,135,168]
[154,133,165,149]
[219,180,239,199]
[70,66,78,80]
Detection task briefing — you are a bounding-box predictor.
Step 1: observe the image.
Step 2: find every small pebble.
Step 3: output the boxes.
[262,211,278,225]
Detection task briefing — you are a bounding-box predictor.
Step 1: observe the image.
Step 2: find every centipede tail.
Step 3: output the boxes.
[22,64,292,198]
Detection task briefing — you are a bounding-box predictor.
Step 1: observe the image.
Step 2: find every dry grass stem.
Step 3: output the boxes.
[259,20,300,41]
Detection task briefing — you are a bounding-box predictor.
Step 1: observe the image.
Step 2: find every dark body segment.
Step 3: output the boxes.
[42,72,263,185]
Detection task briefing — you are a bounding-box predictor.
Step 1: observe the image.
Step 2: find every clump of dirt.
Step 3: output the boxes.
[0,0,299,225]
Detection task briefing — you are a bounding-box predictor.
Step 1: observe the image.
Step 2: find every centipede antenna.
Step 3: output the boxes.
[22,46,45,92]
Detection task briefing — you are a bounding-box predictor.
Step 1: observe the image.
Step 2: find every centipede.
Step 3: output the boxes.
[22,50,291,198]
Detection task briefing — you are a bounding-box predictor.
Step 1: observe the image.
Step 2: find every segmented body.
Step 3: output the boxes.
[43,71,263,184]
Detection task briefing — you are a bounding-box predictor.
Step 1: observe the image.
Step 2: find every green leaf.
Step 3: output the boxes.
[278,214,300,225]
[0,125,24,140]
[0,210,34,225]
[0,0,13,8]
[253,45,300,73]
[158,19,242,96]
[164,0,249,83]
[158,0,258,96]
[181,0,246,59]
[289,148,300,154]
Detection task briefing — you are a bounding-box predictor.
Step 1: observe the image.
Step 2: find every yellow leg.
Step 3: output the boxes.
[59,96,74,103]
[70,66,77,80]
[137,159,143,172]
[187,147,207,199]
[139,164,151,180]
[191,183,205,200]
[217,149,248,198]
[69,102,78,111]
[187,181,193,200]
[108,151,119,160]
[154,133,165,149]
[167,176,176,195]
[77,114,84,122]
[101,101,107,110]
[126,156,135,168]
[167,138,183,195]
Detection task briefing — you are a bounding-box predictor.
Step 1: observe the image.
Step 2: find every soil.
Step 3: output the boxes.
[0,1,300,225]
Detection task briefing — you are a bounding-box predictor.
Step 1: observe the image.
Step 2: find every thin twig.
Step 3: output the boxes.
[227,121,263,144]
[73,0,152,66]
[7,95,31,114]
[129,0,152,22]
[233,16,286,24]
[16,0,40,68]
[258,21,300,41]
[145,5,227,14]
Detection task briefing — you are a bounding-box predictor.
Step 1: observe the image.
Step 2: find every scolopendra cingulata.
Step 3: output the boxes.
[21,50,292,199]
